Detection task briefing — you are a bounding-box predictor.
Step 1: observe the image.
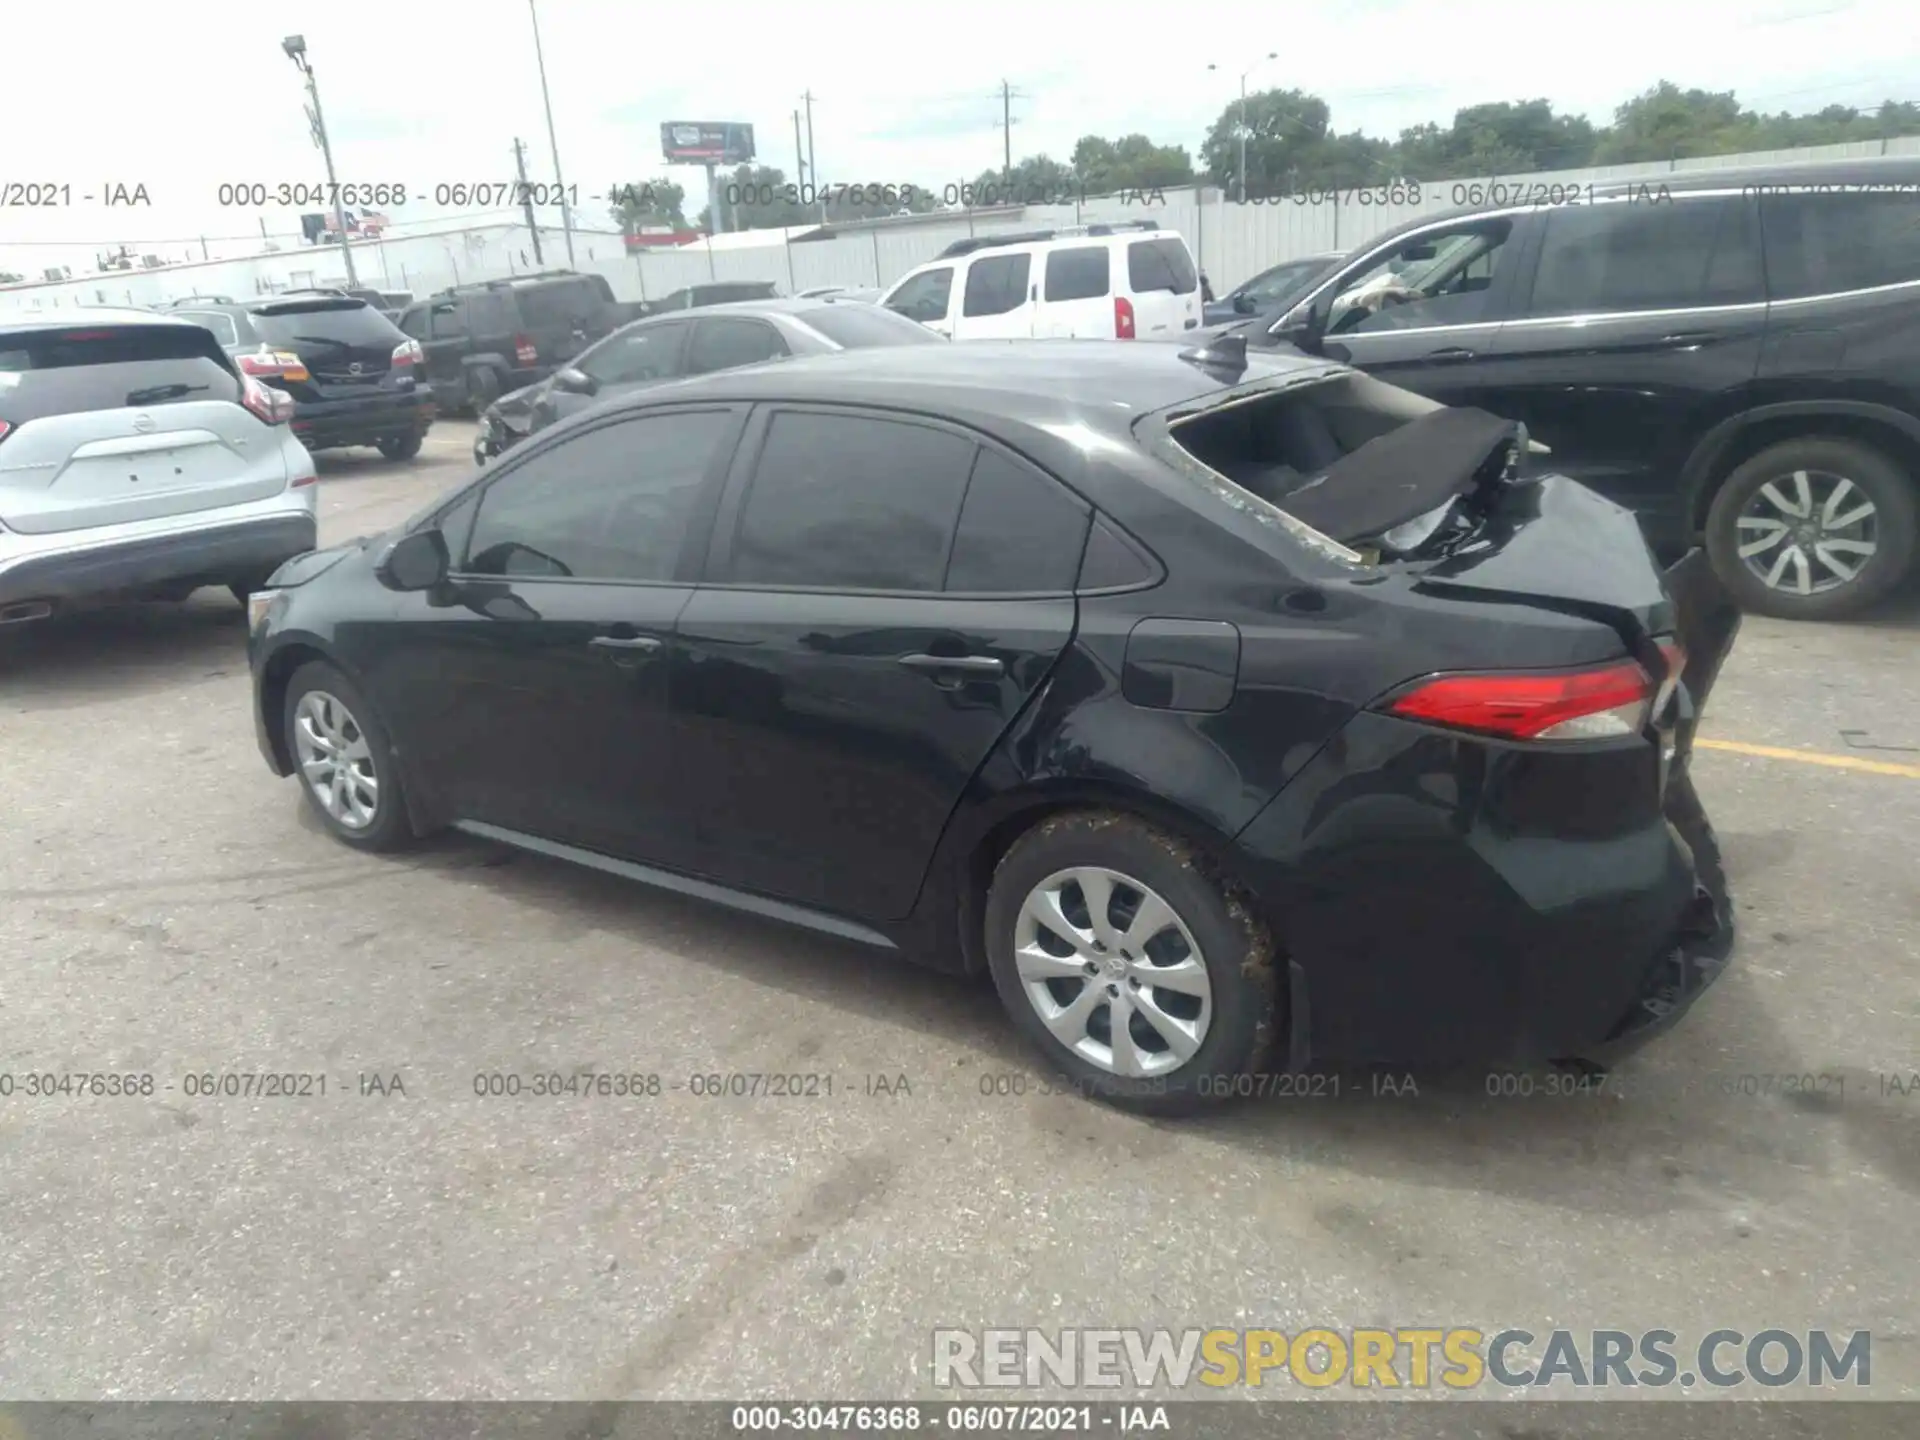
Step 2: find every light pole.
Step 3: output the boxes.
[281,35,360,289]
[527,0,577,267]
[1207,53,1277,203]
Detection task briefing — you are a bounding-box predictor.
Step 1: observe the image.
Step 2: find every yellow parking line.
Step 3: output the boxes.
[1695,738,1920,779]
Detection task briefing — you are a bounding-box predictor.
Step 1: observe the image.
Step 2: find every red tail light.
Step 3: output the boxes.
[1113,296,1136,340]
[514,334,538,365]
[240,373,296,427]
[0,419,11,446]
[393,339,424,368]
[1383,660,1657,742]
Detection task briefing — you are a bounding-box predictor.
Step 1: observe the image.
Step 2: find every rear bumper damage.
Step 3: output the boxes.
[1237,548,1741,1069]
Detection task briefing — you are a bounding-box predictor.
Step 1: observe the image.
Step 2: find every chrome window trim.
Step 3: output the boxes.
[1769,276,1920,308]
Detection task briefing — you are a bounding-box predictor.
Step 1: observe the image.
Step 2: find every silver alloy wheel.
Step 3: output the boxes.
[1735,469,1878,597]
[292,690,380,830]
[1012,866,1212,1078]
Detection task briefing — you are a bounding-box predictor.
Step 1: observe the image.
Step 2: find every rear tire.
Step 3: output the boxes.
[377,432,423,461]
[282,661,414,852]
[983,811,1277,1114]
[466,366,501,416]
[1705,437,1917,621]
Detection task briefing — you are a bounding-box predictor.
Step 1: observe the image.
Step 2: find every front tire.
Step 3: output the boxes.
[1705,437,1917,621]
[282,661,414,852]
[377,432,423,461]
[983,811,1277,1114]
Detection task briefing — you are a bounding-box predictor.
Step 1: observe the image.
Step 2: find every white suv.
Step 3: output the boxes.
[0,310,318,624]
[880,223,1204,341]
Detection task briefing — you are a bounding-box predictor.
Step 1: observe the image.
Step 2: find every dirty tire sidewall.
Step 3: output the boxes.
[467,366,501,416]
[1705,437,1918,621]
[984,811,1277,1114]
[378,431,424,461]
[282,660,413,853]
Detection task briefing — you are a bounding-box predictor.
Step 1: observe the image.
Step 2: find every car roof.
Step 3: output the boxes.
[602,338,1333,429]
[0,307,211,335]
[661,296,871,318]
[1403,154,1920,232]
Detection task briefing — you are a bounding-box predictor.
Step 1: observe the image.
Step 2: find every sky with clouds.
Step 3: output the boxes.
[1,0,1912,275]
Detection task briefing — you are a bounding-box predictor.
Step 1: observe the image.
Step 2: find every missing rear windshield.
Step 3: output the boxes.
[1164,372,1522,563]
[1163,372,1442,564]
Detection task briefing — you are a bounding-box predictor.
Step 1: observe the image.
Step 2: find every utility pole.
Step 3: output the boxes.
[803,91,818,190]
[281,36,360,288]
[512,138,545,265]
[1002,79,1013,188]
[793,109,806,189]
[527,0,577,267]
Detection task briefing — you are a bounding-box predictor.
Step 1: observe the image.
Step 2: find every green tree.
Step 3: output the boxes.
[1393,100,1597,178]
[0,271,23,285]
[608,177,687,233]
[1199,89,1391,193]
[1591,82,1756,163]
[1071,134,1196,192]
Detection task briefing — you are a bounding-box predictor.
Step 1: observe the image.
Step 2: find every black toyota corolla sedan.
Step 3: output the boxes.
[245,338,1739,1112]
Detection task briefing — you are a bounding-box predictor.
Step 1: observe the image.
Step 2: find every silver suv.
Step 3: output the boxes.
[0,310,318,623]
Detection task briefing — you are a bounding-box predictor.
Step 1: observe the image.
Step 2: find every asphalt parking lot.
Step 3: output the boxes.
[2,420,1916,1403]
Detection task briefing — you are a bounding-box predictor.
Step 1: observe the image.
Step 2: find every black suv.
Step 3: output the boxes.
[170,295,435,459]
[394,271,623,416]
[1228,157,1920,620]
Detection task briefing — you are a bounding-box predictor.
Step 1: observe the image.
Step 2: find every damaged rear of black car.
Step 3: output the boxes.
[1155,338,1737,1071]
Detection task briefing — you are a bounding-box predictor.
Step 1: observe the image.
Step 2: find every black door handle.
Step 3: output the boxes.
[898,652,1004,678]
[589,634,661,653]
[1425,346,1476,362]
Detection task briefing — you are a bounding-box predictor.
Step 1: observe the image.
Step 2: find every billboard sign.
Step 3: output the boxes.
[660,121,756,166]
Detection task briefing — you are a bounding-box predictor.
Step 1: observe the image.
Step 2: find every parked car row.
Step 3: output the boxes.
[472,296,945,465]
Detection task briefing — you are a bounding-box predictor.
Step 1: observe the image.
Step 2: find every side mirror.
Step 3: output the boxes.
[375,527,449,592]
[1272,301,1326,355]
[552,366,598,396]
[1231,292,1256,315]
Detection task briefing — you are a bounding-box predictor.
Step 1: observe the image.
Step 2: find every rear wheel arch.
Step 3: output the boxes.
[1683,403,1920,536]
[950,785,1272,978]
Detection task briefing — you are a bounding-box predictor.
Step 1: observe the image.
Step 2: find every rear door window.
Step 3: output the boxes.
[464,293,517,336]
[579,321,688,386]
[516,279,607,329]
[685,318,789,374]
[428,304,468,339]
[944,447,1090,593]
[1761,190,1920,298]
[962,254,1032,317]
[0,325,241,425]
[1527,196,1764,316]
[1044,246,1111,301]
[1128,238,1198,295]
[728,411,975,591]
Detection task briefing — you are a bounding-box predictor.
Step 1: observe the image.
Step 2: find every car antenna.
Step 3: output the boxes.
[1176,331,1248,381]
